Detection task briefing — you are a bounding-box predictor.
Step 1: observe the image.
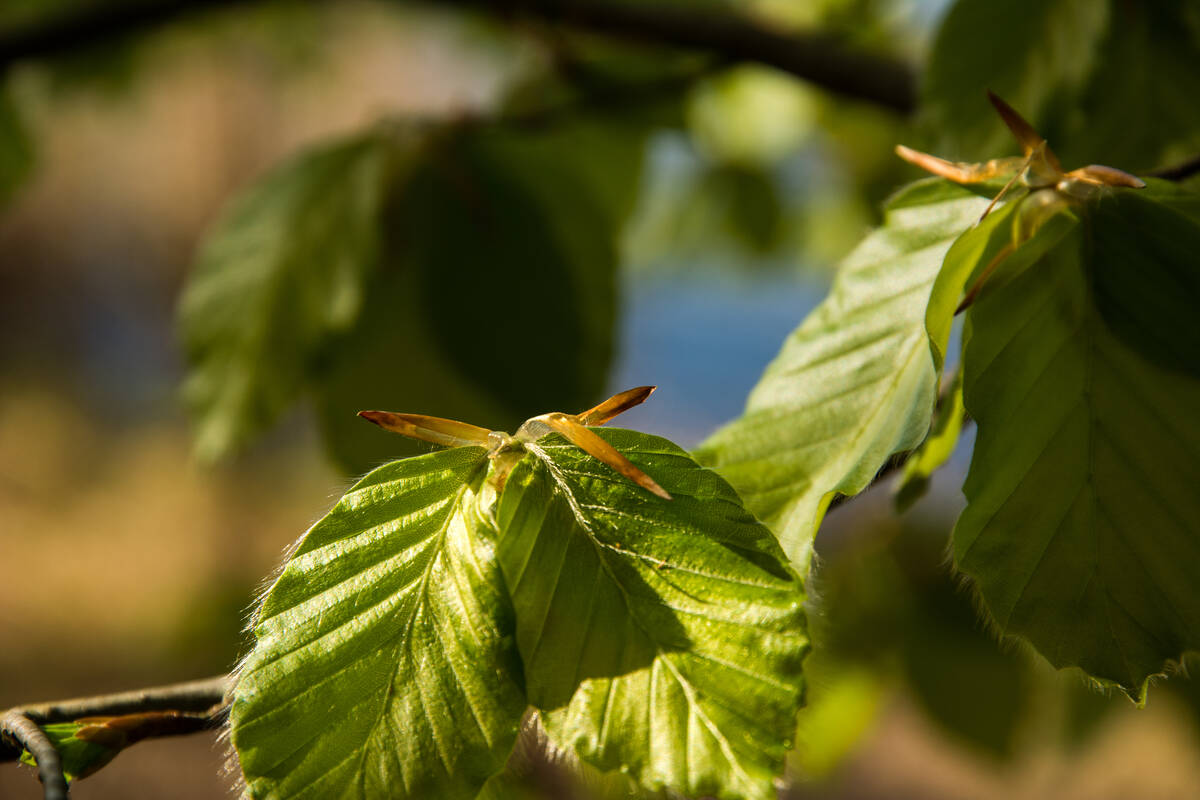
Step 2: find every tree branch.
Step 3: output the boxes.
[1,675,232,799]
[11,675,234,726]
[1148,153,1200,182]
[0,0,261,73]
[440,0,916,112]
[0,0,917,114]
[1,712,67,800]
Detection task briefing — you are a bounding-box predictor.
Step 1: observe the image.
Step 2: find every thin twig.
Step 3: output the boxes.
[438,0,916,112]
[14,674,233,726]
[1,674,232,800]
[0,0,261,72]
[0,0,917,114]
[1,711,67,800]
[1147,153,1200,182]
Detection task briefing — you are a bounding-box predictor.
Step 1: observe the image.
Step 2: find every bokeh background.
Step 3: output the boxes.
[3,1,1200,797]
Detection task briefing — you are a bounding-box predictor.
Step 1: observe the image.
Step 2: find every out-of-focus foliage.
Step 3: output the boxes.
[792,665,885,777]
[923,0,1200,169]
[180,130,399,463]
[1070,0,1200,171]
[812,520,1033,758]
[181,113,648,475]
[0,85,32,207]
[315,118,644,474]
[923,0,1109,159]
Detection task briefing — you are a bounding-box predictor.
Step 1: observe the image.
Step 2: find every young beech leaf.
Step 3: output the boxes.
[497,428,809,800]
[953,186,1200,701]
[696,179,989,571]
[179,131,402,462]
[230,447,526,800]
[908,91,1144,351]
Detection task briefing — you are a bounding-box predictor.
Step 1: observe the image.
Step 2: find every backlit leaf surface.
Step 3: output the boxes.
[697,180,989,568]
[497,428,808,800]
[231,447,526,799]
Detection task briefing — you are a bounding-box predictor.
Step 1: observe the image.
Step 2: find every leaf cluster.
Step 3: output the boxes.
[231,426,809,800]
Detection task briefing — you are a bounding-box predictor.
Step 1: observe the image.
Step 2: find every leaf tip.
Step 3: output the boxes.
[357,410,385,426]
[645,480,673,501]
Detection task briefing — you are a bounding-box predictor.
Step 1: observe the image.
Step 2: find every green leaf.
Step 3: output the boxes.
[893,368,965,512]
[953,187,1200,700]
[314,119,641,475]
[179,131,401,462]
[812,521,1033,759]
[312,261,516,475]
[496,428,808,800]
[791,667,884,778]
[475,715,643,800]
[230,446,526,799]
[1066,0,1200,171]
[696,179,989,569]
[387,125,619,421]
[19,722,117,783]
[922,0,1109,160]
[925,197,1078,372]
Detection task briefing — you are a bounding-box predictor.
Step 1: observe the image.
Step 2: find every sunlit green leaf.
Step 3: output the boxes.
[179,131,403,462]
[953,187,1200,700]
[923,0,1109,160]
[231,446,526,799]
[696,179,989,569]
[497,428,808,800]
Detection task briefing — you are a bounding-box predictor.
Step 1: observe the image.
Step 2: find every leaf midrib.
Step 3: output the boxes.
[351,478,476,793]
[525,441,754,782]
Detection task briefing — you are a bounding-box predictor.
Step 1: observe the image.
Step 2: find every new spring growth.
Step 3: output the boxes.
[358,386,672,500]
